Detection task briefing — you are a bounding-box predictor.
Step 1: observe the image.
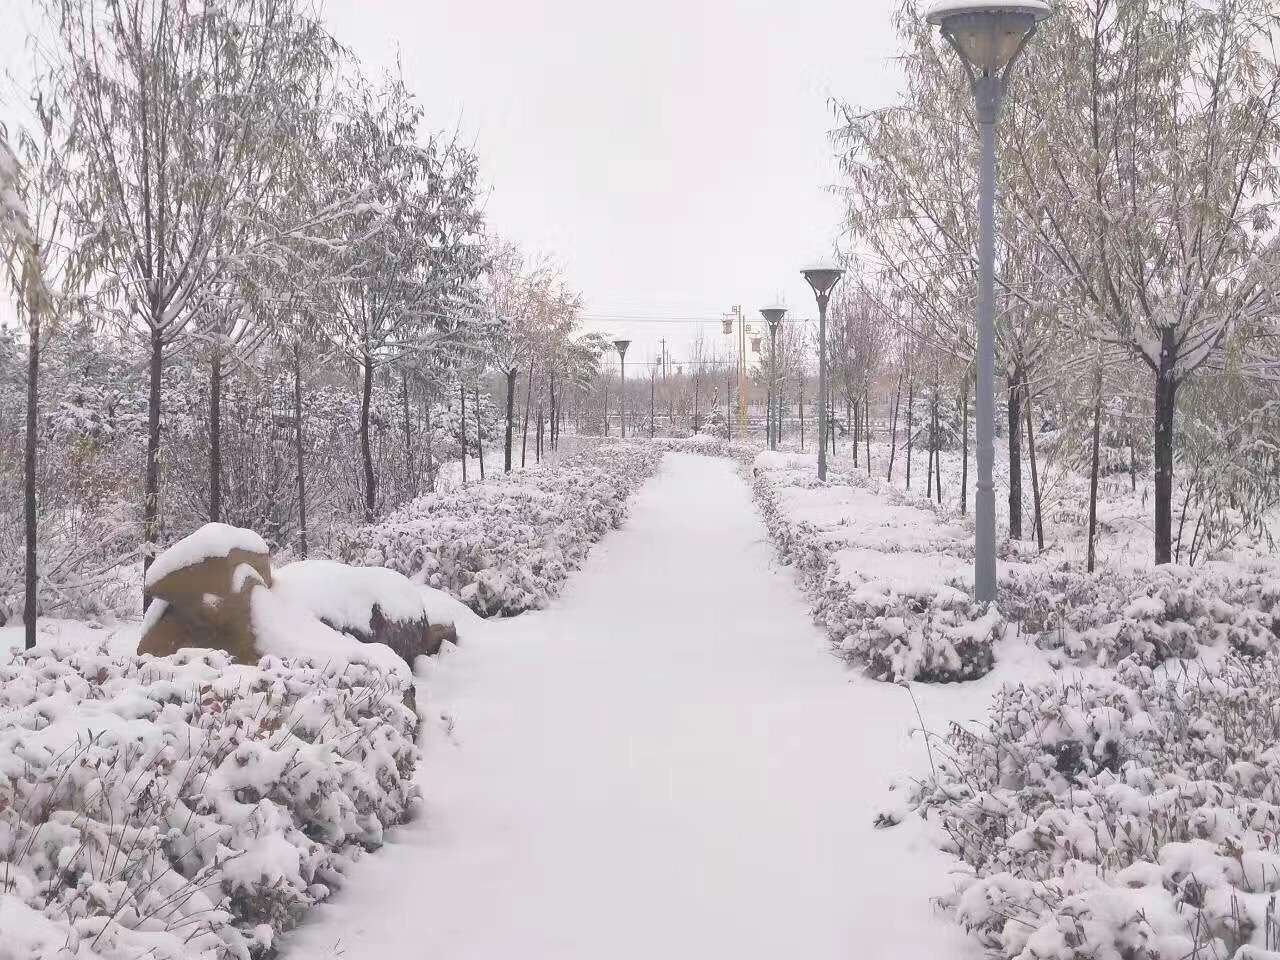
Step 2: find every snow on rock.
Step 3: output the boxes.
[143,522,270,590]
[418,583,481,632]
[344,440,664,616]
[250,581,410,683]
[272,558,455,663]
[273,558,429,633]
[0,639,417,960]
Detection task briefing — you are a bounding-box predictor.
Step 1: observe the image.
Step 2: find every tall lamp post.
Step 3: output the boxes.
[761,305,786,451]
[802,265,844,481]
[613,339,631,439]
[927,0,1050,604]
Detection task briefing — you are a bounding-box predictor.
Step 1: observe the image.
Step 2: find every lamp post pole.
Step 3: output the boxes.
[802,267,844,482]
[613,339,631,439]
[761,306,787,451]
[974,76,1000,607]
[926,0,1050,604]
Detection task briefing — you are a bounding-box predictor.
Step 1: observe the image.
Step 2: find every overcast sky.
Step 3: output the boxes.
[1,0,905,368]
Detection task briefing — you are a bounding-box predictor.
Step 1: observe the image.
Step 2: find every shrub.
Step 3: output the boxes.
[750,451,999,682]
[1002,562,1280,667]
[0,641,418,960]
[342,440,663,616]
[912,652,1280,958]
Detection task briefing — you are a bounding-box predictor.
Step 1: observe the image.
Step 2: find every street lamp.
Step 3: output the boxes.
[801,265,843,481]
[927,0,1050,604]
[613,339,631,439]
[761,304,786,451]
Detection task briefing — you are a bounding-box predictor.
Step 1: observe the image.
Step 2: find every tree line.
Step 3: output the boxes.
[832,0,1280,569]
[0,0,605,645]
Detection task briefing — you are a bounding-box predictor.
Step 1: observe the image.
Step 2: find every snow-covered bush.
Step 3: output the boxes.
[645,435,758,464]
[342,440,663,616]
[1003,561,1280,667]
[912,651,1280,959]
[0,640,418,960]
[751,451,999,682]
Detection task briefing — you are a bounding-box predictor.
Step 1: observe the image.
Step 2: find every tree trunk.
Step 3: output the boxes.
[959,374,970,516]
[934,410,943,503]
[505,368,517,473]
[888,372,901,481]
[864,393,871,476]
[359,353,376,521]
[424,390,436,491]
[293,341,308,558]
[926,393,934,500]
[932,391,943,504]
[851,395,858,467]
[1025,387,1044,551]
[143,330,164,609]
[23,267,39,648]
[401,369,415,492]
[1007,366,1024,540]
[460,381,468,484]
[1154,329,1178,565]
[521,366,533,467]
[1087,361,1103,573]
[693,374,700,432]
[905,379,914,490]
[209,350,223,523]
[549,372,557,450]
[475,385,484,480]
[650,371,655,437]
[536,405,544,463]
[798,375,805,451]
[829,386,837,456]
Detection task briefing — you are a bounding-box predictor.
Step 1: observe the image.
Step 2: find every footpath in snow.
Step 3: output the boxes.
[286,453,977,960]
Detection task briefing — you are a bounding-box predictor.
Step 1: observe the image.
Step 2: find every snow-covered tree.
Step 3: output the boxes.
[45,0,350,596]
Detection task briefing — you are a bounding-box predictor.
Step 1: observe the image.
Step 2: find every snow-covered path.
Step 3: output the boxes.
[287,453,976,960]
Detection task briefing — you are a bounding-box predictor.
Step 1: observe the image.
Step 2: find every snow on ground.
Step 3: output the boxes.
[284,453,985,960]
[0,615,142,657]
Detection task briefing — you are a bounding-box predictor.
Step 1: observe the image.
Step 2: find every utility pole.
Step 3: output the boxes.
[736,305,748,437]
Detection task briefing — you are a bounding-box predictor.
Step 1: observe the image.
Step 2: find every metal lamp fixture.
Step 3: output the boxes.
[761,304,786,451]
[927,0,1051,605]
[928,1,1049,75]
[613,339,631,439]
[802,264,844,481]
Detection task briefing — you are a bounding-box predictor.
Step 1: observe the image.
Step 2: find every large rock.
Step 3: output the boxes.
[137,525,434,729]
[272,559,451,667]
[139,524,272,663]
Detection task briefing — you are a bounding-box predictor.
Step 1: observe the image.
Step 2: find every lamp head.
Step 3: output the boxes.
[801,264,845,299]
[760,304,787,334]
[926,0,1051,75]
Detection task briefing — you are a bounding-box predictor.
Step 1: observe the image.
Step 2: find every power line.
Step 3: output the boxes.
[580,315,814,325]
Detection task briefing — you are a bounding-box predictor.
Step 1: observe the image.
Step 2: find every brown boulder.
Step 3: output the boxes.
[140,524,272,663]
[139,566,266,663]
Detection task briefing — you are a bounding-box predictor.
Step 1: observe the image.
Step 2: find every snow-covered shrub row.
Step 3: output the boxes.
[0,641,417,960]
[912,652,1280,959]
[750,451,1000,682]
[644,434,759,464]
[1002,561,1280,667]
[342,441,664,616]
